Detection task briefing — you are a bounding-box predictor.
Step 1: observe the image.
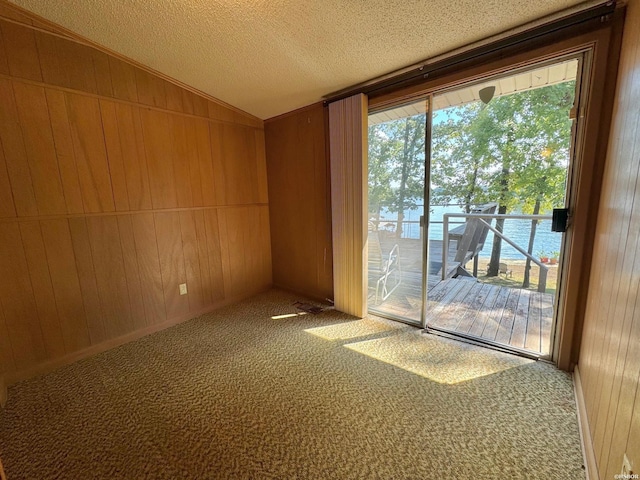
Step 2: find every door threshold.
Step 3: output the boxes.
[424,326,543,361]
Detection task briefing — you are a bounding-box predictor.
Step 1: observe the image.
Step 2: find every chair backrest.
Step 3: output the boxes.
[453,203,497,264]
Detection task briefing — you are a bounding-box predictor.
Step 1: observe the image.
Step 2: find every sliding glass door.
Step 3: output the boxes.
[366,54,585,360]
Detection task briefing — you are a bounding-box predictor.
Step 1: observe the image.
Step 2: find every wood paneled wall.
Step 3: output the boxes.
[0,10,271,384]
[577,0,640,477]
[264,104,333,300]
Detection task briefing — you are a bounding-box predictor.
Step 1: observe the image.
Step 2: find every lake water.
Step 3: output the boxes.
[377,205,562,260]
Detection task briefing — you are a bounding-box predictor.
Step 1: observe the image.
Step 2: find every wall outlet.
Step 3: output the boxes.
[179,283,187,295]
[622,453,634,476]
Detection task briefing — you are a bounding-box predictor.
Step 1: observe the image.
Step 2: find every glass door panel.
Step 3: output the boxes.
[367,99,428,325]
[425,56,581,358]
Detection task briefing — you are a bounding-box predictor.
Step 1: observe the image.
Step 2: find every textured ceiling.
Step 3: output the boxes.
[9,0,588,119]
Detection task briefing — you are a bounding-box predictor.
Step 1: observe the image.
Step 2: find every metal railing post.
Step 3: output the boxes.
[442,215,449,281]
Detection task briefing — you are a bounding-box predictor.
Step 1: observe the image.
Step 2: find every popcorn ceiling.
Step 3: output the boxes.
[9,0,583,119]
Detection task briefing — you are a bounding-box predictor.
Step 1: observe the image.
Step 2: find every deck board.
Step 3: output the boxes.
[525,292,543,352]
[467,284,500,337]
[480,286,511,341]
[369,270,553,356]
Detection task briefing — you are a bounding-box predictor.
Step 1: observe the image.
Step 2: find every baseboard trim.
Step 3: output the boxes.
[272,282,334,305]
[5,287,270,387]
[574,365,599,480]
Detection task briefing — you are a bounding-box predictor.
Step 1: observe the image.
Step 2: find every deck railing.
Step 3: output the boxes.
[442,212,553,293]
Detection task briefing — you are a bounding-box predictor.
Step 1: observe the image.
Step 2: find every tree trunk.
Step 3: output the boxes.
[396,118,418,238]
[487,204,507,276]
[464,166,478,213]
[522,199,541,288]
[487,164,510,277]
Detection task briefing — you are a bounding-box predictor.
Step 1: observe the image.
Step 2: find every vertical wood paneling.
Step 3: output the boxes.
[179,211,206,311]
[141,108,178,209]
[0,21,41,81]
[0,78,38,216]
[40,219,91,351]
[181,89,194,115]
[66,93,115,213]
[135,69,167,109]
[91,50,113,98]
[108,57,138,103]
[154,212,189,319]
[67,217,107,344]
[0,13,270,384]
[203,209,225,302]
[578,1,640,478]
[212,124,258,205]
[0,137,16,217]
[0,223,45,369]
[329,94,367,318]
[184,117,204,206]
[86,216,133,338]
[12,82,67,215]
[265,103,332,300]
[0,301,15,374]
[197,119,216,206]
[192,93,209,118]
[193,210,213,305]
[116,215,147,330]
[259,206,273,289]
[34,31,66,87]
[100,99,130,211]
[255,129,269,204]
[170,115,193,207]
[115,104,152,210]
[45,89,84,214]
[164,81,184,112]
[218,208,252,298]
[131,213,166,325]
[56,38,98,94]
[19,221,66,358]
[0,24,10,75]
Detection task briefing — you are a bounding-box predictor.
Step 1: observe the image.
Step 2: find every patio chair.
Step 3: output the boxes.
[367,229,402,304]
[443,203,497,278]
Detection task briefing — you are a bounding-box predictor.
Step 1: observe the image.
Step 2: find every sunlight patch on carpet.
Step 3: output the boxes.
[304,317,402,341]
[344,330,533,384]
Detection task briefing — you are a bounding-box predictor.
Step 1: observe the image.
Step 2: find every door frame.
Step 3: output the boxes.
[366,13,624,369]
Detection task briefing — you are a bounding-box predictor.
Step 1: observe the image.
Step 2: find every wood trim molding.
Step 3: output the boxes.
[0,72,263,130]
[0,0,262,124]
[574,366,599,480]
[265,101,326,124]
[0,455,6,480]
[4,288,271,386]
[0,204,270,225]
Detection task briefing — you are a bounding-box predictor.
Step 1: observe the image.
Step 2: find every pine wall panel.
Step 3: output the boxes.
[0,10,271,384]
[265,103,333,301]
[577,0,640,477]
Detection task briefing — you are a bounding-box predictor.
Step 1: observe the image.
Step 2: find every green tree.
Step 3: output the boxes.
[430,81,575,277]
[368,115,425,237]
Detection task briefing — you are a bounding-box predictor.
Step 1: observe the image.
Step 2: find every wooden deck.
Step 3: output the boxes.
[368,237,554,356]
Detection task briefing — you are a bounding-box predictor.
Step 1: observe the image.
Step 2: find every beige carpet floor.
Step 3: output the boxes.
[0,290,585,479]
